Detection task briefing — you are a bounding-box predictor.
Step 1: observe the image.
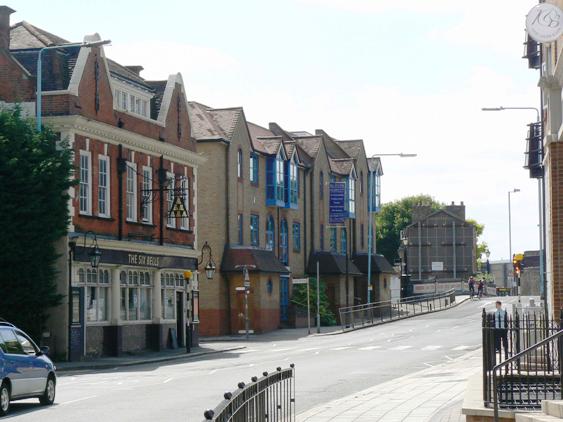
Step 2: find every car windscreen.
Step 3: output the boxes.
[15,331,38,355]
[0,328,25,355]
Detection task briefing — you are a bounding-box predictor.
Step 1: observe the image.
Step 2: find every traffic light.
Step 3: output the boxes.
[513,253,524,277]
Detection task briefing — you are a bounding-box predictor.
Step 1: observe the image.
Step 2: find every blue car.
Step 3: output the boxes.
[0,321,56,416]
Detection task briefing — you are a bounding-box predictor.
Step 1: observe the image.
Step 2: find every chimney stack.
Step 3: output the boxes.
[0,6,14,51]
[125,65,144,76]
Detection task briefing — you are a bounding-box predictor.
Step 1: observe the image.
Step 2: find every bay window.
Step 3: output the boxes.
[78,268,110,322]
[119,270,152,321]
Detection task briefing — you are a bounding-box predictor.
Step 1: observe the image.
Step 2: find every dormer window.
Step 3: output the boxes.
[113,78,153,119]
[287,154,298,209]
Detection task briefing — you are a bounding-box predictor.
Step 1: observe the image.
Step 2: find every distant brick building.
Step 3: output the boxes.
[401,203,477,294]
[0,7,204,359]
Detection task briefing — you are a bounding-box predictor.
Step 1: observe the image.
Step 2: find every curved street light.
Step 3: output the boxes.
[198,241,216,280]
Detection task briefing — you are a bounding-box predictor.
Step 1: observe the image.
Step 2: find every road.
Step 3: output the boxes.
[5,297,510,422]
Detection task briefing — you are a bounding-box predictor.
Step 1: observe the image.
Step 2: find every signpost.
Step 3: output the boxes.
[526,3,563,43]
[293,278,310,334]
[329,182,347,225]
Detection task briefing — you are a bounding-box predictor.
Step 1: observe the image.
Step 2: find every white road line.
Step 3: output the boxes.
[230,348,257,354]
[208,369,218,375]
[331,346,352,351]
[163,377,173,384]
[269,348,294,353]
[301,347,320,352]
[358,346,382,351]
[452,345,479,351]
[422,345,442,351]
[390,345,413,351]
[445,355,454,361]
[61,395,98,406]
[423,362,434,367]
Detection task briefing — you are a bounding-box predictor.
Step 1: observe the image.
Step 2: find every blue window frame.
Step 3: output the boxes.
[280,219,289,265]
[287,157,298,208]
[250,214,259,246]
[292,222,301,252]
[329,227,337,253]
[237,214,243,245]
[340,227,347,255]
[250,153,259,184]
[368,171,381,213]
[320,224,325,250]
[266,215,275,250]
[266,154,286,207]
[346,176,355,218]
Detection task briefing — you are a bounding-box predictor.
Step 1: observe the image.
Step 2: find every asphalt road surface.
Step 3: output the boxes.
[5,296,513,422]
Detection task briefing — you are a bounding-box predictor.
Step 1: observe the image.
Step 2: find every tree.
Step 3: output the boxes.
[291,278,337,326]
[0,108,73,342]
[375,195,442,263]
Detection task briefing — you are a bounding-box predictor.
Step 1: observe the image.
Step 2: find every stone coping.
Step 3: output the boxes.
[461,372,516,420]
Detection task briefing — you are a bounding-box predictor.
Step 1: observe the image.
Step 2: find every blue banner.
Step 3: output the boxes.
[329,182,346,225]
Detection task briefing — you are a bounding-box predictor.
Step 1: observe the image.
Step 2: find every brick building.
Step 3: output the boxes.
[190,101,393,335]
[0,7,204,359]
[401,203,477,295]
[523,0,563,318]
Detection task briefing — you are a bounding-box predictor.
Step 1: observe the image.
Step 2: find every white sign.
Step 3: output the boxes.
[292,278,309,285]
[431,262,444,272]
[526,4,563,43]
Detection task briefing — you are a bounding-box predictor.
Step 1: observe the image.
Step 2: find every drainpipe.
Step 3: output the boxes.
[303,168,308,271]
[117,145,125,240]
[226,143,231,245]
[158,155,166,245]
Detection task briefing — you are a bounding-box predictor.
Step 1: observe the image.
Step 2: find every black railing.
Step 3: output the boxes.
[339,289,457,332]
[482,309,562,417]
[203,364,296,422]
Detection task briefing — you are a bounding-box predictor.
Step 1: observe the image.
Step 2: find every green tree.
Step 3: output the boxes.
[291,278,336,326]
[0,108,73,342]
[375,195,442,263]
[467,218,487,265]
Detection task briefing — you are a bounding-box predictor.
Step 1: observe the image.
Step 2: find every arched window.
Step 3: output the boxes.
[280,219,289,265]
[266,215,275,251]
[319,171,324,200]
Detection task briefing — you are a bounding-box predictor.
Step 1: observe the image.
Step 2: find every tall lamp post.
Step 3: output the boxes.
[36,39,111,132]
[367,153,417,303]
[235,264,256,340]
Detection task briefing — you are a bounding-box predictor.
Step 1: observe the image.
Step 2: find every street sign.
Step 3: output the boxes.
[526,3,563,43]
[431,262,444,271]
[329,182,346,225]
[235,287,246,292]
[292,278,309,285]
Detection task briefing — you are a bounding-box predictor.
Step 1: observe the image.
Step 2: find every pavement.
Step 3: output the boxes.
[297,349,479,421]
[55,344,247,372]
[5,295,512,422]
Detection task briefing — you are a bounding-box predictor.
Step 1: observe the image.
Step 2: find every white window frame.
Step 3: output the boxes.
[98,155,110,218]
[126,162,138,222]
[141,166,153,224]
[167,172,176,228]
[79,150,92,215]
[180,176,189,230]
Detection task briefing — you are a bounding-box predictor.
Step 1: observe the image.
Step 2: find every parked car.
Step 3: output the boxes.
[0,321,56,416]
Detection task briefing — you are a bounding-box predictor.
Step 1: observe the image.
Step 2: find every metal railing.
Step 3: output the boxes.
[203,364,296,422]
[339,289,457,332]
[482,309,562,419]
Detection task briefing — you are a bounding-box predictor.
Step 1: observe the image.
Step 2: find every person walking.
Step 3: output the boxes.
[477,279,484,299]
[494,300,509,360]
[468,276,475,299]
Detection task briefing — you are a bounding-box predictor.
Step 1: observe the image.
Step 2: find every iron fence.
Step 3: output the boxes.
[203,364,295,422]
[482,309,562,415]
[339,289,457,332]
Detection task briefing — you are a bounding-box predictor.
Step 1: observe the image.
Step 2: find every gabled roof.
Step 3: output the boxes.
[334,139,365,159]
[10,21,69,49]
[187,101,244,142]
[368,157,383,175]
[294,136,323,159]
[405,208,473,229]
[329,158,355,176]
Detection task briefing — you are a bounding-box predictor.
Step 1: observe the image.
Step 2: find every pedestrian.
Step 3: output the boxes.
[477,279,484,299]
[494,300,509,360]
[468,276,475,299]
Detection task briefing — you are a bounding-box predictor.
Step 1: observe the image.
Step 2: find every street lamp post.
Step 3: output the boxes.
[36,39,111,132]
[367,153,417,303]
[482,105,546,310]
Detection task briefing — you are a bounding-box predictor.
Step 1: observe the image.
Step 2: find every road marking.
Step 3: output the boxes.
[423,362,434,367]
[61,396,97,406]
[331,346,352,351]
[422,345,442,351]
[230,348,257,354]
[445,355,454,361]
[301,347,320,352]
[163,377,173,384]
[269,348,294,353]
[452,345,479,351]
[390,345,413,351]
[358,346,382,351]
[208,369,218,375]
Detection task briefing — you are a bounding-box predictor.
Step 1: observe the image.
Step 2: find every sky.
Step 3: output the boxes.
[11,0,541,261]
